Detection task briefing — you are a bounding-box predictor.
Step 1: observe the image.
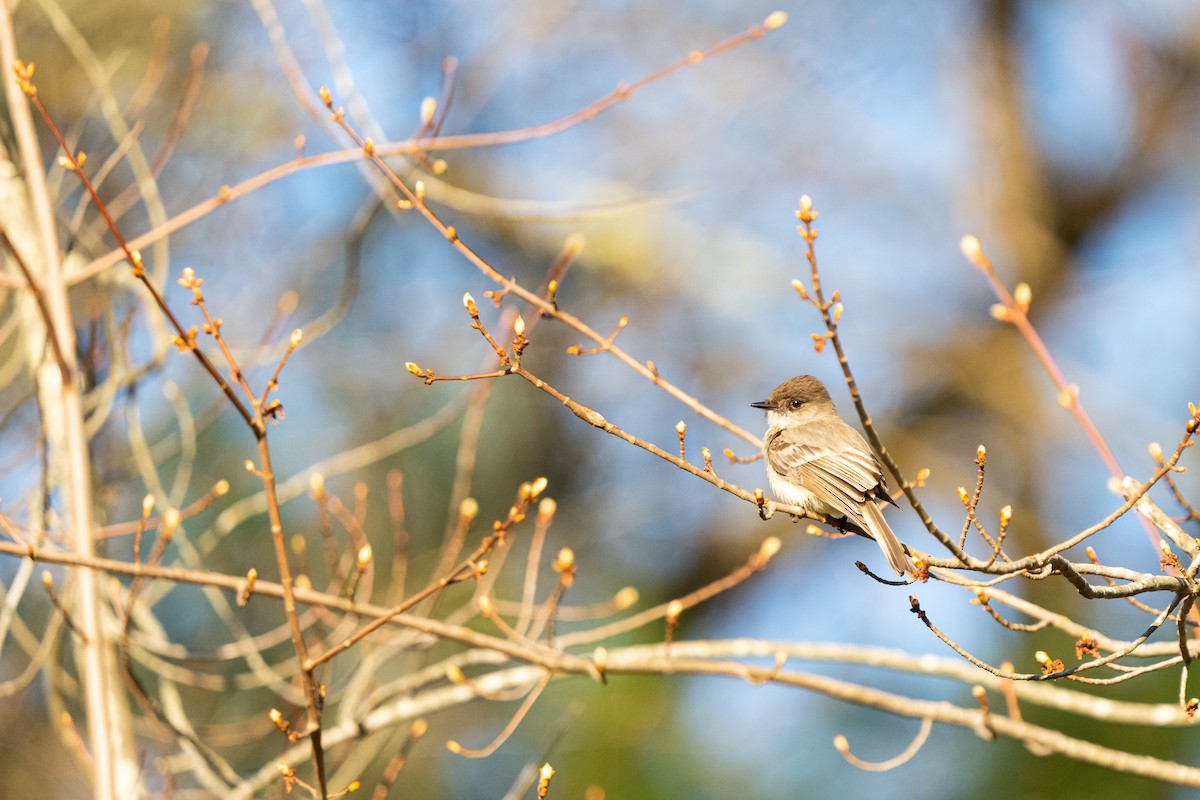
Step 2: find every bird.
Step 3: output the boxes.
[751,375,915,576]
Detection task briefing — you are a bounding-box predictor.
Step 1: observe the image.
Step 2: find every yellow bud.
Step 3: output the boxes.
[289,329,303,348]
[999,505,1012,526]
[989,304,1012,322]
[553,548,575,572]
[760,536,782,559]
[213,480,229,496]
[959,234,983,263]
[514,314,526,336]
[405,362,423,376]
[529,476,548,498]
[798,194,813,212]
[141,494,155,516]
[161,508,181,540]
[666,599,683,622]
[1149,441,1163,461]
[459,497,478,520]
[614,586,639,609]
[675,420,686,435]
[764,10,788,29]
[1013,282,1032,313]
[976,444,986,463]
[1034,650,1050,665]
[420,96,437,126]
[956,486,969,506]
[357,544,372,568]
[41,570,52,588]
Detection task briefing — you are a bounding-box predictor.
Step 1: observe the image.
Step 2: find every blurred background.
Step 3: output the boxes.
[3,0,1200,797]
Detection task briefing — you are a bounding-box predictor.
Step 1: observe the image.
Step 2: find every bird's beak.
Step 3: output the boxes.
[750,400,777,410]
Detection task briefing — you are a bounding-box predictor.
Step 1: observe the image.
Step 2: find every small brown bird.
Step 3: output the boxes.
[752,375,915,576]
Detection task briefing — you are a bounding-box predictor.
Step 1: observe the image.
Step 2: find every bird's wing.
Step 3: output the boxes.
[765,422,886,524]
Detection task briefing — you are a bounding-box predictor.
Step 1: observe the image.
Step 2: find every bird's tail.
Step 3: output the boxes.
[862,501,915,577]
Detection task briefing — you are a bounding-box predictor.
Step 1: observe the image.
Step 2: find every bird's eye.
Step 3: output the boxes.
[790,399,802,409]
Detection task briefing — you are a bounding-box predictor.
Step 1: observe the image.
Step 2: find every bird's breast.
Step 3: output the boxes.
[765,467,823,511]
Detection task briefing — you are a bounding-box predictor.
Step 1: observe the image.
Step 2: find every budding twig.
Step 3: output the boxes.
[795,195,964,562]
[41,571,88,644]
[960,233,1158,550]
[370,719,428,800]
[556,537,782,648]
[833,715,933,772]
[445,669,552,758]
